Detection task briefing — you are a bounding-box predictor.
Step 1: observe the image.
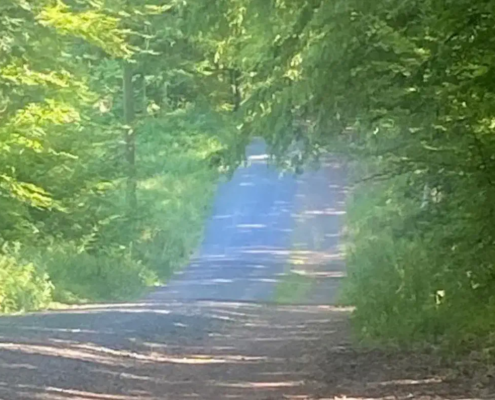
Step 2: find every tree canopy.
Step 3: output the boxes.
[195,0,495,350]
[0,0,236,311]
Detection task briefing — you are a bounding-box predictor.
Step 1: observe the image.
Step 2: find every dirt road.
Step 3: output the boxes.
[0,140,484,399]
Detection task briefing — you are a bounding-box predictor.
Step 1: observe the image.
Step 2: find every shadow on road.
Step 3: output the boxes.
[0,302,483,400]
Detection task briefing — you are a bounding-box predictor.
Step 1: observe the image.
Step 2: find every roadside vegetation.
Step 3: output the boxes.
[0,0,240,312]
[189,0,495,357]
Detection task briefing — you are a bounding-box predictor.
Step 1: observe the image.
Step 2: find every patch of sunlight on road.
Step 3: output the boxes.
[291,270,346,278]
[274,271,314,304]
[247,154,269,162]
[236,224,267,228]
[36,388,148,400]
[214,380,304,389]
[0,342,273,366]
[0,362,37,370]
[368,378,443,387]
[273,162,347,305]
[0,343,119,366]
[303,209,346,216]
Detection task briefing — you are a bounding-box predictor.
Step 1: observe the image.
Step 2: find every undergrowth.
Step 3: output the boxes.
[343,167,495,359]
[0,249,53,314]
[0,108,233,312]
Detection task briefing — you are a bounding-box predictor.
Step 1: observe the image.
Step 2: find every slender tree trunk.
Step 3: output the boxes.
[123,61,137,211]
[142,74,147,115]
[229,68,241,112]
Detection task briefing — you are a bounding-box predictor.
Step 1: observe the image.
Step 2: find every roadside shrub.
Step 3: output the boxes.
[38,244,157,302]
[0,107,230,314]
[343,175,495,354]
[0,250,53,313]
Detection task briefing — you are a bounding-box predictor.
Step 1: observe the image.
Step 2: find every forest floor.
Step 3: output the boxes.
[0,140,491,399]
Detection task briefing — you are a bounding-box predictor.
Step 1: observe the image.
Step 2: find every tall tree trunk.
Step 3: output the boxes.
[123,61,137,212]
[142,74,147,115]
[229,68,241,112]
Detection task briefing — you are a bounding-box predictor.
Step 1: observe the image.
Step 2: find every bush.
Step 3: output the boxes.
[343,174,495,355]
[0,107,230,314]
[0,250,53,313]
[37,244,157,302]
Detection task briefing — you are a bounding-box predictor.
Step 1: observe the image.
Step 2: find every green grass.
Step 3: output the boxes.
[342,175,495,357]
[0,109,230,313]
[0,250,53,313]
[274,269,315,304]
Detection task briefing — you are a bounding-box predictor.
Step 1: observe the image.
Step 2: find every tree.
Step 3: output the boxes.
[0,0,237,310]
[197,0,495,347]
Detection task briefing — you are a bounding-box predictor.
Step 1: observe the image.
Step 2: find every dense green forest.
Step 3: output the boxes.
[0,0,242,310]
[2,0,495,355]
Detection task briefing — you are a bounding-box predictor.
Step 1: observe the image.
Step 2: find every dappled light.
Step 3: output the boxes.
[0,0,493,397]
[0,300,477,399]
[291,271,347,278]
[35,388,146,400]
[247,154,269,162]
[0,302,346,399]
[236,224,267,229]
[368,378,443,388]
[302,209,346,216]
[214,380,304,389]
[0,362,37,370]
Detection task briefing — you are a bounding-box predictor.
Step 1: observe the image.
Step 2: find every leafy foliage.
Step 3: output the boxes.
[0,0,237,312]
[192,0,495,352]
[0,245,53,313]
